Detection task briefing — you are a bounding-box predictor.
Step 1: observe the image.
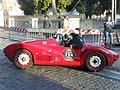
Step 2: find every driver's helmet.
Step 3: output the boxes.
[72,29,79,35]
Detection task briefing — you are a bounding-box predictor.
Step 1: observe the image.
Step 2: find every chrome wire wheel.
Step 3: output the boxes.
[14,49,33,69]
[18,53,30,66]
[89,56,101,68]
[85,52,106,72]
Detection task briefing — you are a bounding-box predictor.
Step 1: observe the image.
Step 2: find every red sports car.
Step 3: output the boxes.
[4,33,119,72]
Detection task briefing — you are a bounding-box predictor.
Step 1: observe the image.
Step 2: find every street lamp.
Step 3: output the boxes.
[112,0,117,23]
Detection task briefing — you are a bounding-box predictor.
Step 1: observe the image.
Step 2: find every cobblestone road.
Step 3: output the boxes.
[0,30,120,90]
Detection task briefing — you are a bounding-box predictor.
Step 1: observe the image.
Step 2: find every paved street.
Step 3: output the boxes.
[0,30,120,90]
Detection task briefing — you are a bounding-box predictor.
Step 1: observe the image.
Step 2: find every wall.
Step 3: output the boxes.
[8,15,104,31]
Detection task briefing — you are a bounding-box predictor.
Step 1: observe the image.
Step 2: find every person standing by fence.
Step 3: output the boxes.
[58,16,64,29]
[43,15,52,29]
[63,16,69,30]
[57,16,70,35]
[103,15,114,47]
[62,16,70,34]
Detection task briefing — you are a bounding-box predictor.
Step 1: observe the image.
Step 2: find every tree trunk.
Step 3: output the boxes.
[33,0,39,15]
[52,0,57,15]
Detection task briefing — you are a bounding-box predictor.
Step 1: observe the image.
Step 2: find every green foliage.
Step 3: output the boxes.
[92,1,102,15]
[39,0,51,13]
[18,0,35,15]
[76,1,86,14]
[56,0,73,13]
[117,0,120,14]
[18,0,120,15]
[99,0,111,13]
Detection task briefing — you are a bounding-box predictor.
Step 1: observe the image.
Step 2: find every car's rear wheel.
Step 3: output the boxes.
[13,49,33,69]
[85,52,106,72]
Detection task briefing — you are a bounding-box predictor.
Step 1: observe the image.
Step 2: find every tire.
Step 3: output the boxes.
[13,49,33,69]
[85,52,106,72]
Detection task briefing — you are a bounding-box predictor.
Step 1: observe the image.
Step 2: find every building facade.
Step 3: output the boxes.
[0,0,23,27]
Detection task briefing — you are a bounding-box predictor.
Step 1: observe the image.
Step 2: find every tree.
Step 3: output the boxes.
[92,1,102,15]
[85,0,93,19]
[99,0,111,13]
[52,0,57,15]
[76,0,86,14]
[40,0,72,15]
[18,0,72,15]
[56,0,73,14]
[39,0,51,14]
[18,0,119,16]
[33,0,39,15]
[117,0,120,14]
[18,0,35,15]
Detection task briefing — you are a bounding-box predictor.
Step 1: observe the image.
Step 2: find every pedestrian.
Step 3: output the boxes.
[58,16,64,29]
[103,15,114,47]
[63,16,69,30]
[43,15,52,28]
[57,16,70,35]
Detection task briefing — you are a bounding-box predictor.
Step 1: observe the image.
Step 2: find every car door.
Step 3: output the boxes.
[38,40,53,64]
[50,41,82,66]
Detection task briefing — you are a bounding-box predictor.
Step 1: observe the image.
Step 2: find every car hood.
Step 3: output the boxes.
[21,38,55,46]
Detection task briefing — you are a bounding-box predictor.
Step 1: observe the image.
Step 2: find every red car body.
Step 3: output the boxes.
[4,38,119,71]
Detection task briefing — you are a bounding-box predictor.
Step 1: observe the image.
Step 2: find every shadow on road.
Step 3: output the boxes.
[0,49,70,90]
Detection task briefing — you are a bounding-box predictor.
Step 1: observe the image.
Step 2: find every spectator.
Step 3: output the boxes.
[57,16,70,36]
[43,15,52,28]
[63,16,69,30]
[58,16,64,29]
[103,15,113,47]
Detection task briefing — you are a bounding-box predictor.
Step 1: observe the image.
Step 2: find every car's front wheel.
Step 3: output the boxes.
[85,52,106,72]
[13,49,33,69]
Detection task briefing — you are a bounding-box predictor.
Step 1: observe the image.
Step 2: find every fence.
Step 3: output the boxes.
[111,30,120,45]
[8,27,55,41]
[8,26,120,46]
[8,27,104,45]
[9,27,28,40]
[9,16,104,30]
[80,29,102,44]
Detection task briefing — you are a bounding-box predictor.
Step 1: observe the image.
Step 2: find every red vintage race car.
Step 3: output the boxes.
[4,33,119,72]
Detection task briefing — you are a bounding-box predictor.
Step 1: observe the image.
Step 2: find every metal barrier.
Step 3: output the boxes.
[8,27,102,44]
[9,27,28,41]
[80,29,120,45]
[27,32,54,40]
[80,29,102,44]
[9,27,101,44]
[8,27,120,45]
[8,27,55,41]
[111,31,120,45]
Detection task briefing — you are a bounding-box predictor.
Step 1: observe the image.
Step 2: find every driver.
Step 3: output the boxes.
[68,28,84,48]
[55,28,84,48]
